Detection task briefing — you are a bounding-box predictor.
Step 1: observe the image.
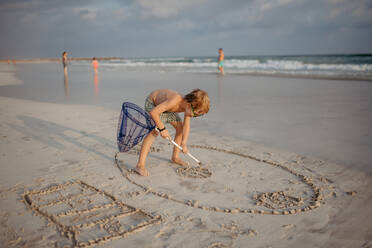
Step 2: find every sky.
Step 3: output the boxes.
[0,0,372,59]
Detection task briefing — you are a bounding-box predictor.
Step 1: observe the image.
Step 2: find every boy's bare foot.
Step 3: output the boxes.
[172,157,189,167]
[135,165,150,176]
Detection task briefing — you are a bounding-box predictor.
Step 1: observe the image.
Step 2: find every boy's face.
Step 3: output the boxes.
[191,105,205,117]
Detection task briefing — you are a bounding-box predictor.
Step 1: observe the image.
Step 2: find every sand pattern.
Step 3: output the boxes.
[177,166,212,179]
[116,145,322,215]
[22,180,161,247]
[207,243,229,248]
[127,146,161,155]
[253,191,304,209]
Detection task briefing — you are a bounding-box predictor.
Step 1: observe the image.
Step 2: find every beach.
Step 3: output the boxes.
[0,62,371,247]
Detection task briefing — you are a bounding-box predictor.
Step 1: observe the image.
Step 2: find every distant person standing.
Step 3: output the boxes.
[217,48,224,75]
[62,51,68,73]
[62,51,68,98]
[92,57,99,74]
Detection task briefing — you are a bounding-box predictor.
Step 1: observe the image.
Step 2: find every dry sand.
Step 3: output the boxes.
[0,70,371,247]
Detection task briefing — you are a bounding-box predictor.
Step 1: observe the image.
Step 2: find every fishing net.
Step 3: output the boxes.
[117,102,156,152]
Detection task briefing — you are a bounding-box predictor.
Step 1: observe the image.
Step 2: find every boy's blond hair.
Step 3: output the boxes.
[184,89,210,114]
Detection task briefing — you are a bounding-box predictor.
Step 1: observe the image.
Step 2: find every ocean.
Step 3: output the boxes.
[71,54,372,80]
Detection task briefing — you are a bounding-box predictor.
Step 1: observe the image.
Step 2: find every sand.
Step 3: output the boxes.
[0,66,372,247]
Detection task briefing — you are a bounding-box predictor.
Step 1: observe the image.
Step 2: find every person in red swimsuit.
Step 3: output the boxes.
[92,57,99,74]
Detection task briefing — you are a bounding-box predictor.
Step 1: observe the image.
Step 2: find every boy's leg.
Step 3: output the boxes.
[136,129,158,176]
[219,65,224,75]
[170,122,188,166]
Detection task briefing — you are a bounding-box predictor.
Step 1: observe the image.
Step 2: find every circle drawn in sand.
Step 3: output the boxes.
[177,166,212,178]
[115,145,323,215]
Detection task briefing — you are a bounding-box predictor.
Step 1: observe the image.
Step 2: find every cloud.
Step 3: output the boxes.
[73,7,97,21]
[19,12,40,24]
[136,0,207,19]
[260,0,293,11]
[328,0,372,25]
[0,0,371,58]
[0,0,41,12]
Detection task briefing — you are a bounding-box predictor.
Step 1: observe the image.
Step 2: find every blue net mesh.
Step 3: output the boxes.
[117,102,156,152]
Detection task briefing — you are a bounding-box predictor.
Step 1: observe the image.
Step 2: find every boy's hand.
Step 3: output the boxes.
[160,129,170,140]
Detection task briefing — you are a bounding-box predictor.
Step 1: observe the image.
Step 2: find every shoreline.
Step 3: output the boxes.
[220,71,372,82]
[1,57,371,82]
[0,57,122,63]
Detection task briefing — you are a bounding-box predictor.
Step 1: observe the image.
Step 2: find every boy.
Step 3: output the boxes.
[62,51,68,74]
[218,48,224,75]
[136,89,210,176]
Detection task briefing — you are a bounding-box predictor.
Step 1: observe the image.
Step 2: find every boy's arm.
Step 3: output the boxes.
[180,106,193,153]
[181,115,191,153]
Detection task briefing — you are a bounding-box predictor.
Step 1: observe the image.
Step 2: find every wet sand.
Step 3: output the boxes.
[2,62,372,172]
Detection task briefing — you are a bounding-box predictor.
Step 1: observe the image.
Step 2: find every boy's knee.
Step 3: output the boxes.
[170,122,183,134]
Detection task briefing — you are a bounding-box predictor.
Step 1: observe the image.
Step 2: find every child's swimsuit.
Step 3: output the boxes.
[92,60,99,69]
[218,60,224,68]
[63,58,68,68]
[144,97,182,123]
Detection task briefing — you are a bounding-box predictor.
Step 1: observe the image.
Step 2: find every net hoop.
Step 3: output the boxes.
[117,102,155,152]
